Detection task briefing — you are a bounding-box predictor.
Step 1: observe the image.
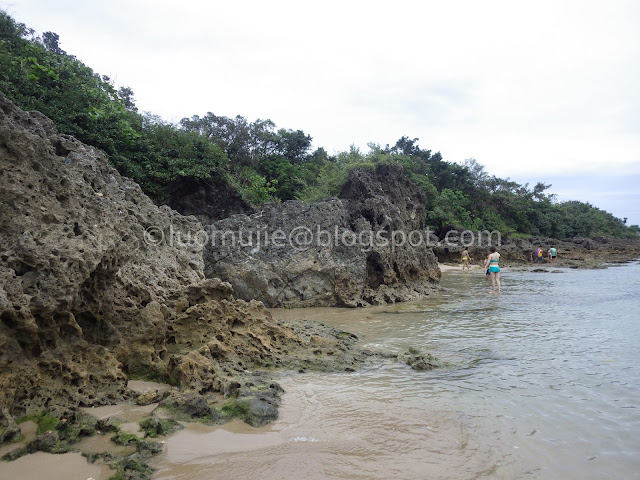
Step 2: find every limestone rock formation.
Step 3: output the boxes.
[0,93,362,424]
[204,164,441,307]
[340,164,441,304]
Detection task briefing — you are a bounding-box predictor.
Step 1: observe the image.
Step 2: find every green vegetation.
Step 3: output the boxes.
[220,399,250,421]
[110,432,139,446]
[108,456,154,480]
[1,11,638,239]
[0,11,224,200]
[18,411,59,435]
[138,417,182,438]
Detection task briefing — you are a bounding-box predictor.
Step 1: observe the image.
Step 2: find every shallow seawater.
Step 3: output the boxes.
[151,262,640,479]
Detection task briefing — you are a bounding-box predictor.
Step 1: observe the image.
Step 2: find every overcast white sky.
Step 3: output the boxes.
[4,0,640,225]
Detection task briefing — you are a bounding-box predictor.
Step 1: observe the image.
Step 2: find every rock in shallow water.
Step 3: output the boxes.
[400,347,444,371]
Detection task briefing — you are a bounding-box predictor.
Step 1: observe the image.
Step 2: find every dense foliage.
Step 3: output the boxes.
[1,11,637,239]
[0,12,225,199]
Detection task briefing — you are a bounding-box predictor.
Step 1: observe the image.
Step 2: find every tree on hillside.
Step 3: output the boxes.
[1,10,637,237]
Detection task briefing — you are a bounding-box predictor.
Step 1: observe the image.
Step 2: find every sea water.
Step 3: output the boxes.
[151,262,640,479]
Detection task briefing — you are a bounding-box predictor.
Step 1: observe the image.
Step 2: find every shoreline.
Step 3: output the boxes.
[433,234,640,270]
[0,310,434,480]
[438,252,640,272]
[3,261,639,479]
[0,316,392,480]
[2,90,639,480]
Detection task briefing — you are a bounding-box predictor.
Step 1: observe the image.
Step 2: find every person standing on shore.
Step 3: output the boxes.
[549,246,557,265]
[461,249,471,271]
[536,247,544,263]
[484,246,501,293]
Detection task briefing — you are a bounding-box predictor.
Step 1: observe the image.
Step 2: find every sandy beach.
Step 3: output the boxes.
[438,263,482,272]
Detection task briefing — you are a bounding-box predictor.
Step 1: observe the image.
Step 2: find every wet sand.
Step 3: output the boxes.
[80,402,158,422]
[438,262,481,272]
[149,371,500,480]
[0,451,112,480]
[0,380,176,480]
[74,432,137,457]
[128,380,173,395]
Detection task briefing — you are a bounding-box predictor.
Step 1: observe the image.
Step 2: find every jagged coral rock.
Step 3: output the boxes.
[0,93,343,419]
[204,164,441,307]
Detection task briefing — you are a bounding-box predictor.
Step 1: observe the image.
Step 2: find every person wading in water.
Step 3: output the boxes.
[461,249,471,271]
[484,246,501,293]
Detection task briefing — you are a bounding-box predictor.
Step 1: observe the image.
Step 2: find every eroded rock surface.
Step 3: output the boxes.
[0,93,364,428]
[204,164,441,307]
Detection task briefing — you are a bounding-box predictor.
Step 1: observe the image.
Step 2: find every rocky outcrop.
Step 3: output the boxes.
[341,165,441,302]
[164,175,254,225]
[433,226,640,268]
[204,164,441,307]
[0,92,364,424]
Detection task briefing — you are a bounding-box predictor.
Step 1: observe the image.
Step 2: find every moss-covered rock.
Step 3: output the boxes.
[111,432,140,447]
[220,399,250,421]
[26,431,69,454]
[109,454,155,480]
[138,417,183,438]
[1,445,28,461]
[135,389,170,406]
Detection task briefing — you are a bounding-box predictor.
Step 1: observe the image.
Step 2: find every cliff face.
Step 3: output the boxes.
[204,164,441,308]
[0,93,359,419]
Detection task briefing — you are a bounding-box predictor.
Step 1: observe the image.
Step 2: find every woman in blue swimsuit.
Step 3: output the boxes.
[483,246,501,293]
